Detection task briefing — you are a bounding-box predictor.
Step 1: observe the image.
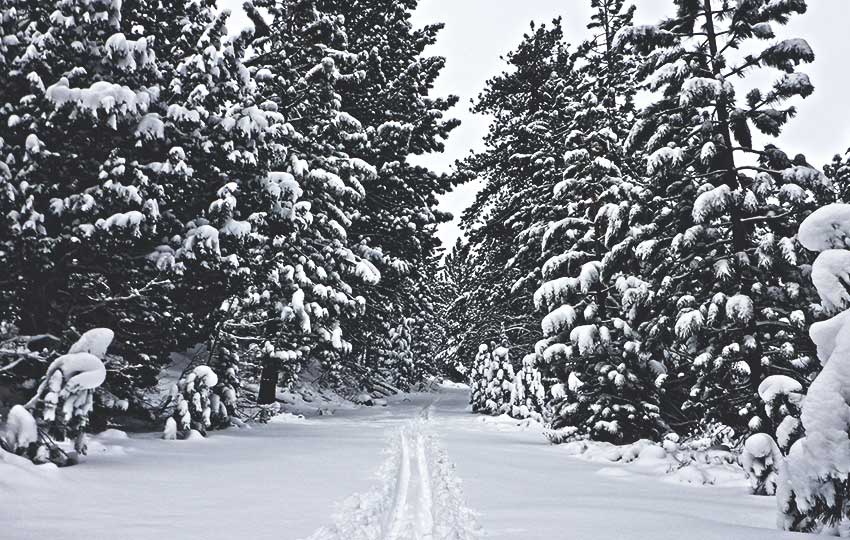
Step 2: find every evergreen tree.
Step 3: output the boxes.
[531,0,664,444]
[469,342,514,415]
[237,0,383,403]
[469,343,494,413]
[312,0,459,388]
[742,432,782,495]
[454,19,576,370]
[617,0,825,435]
[0,0,188,402]
[510,353,546,422]
[380,317,416,391]
[758,374,803,453]
[779,202,850,533]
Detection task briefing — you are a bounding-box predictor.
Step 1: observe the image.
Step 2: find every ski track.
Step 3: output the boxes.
[301,401,480,540]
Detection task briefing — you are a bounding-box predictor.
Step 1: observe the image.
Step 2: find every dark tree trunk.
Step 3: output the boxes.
[258,357,279,405]
[703,0,748,254]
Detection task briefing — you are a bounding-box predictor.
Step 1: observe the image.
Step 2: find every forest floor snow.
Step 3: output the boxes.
[1,386,803,540]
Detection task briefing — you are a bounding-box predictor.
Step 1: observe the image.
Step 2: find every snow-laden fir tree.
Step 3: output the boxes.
[0,0,286,414]
[617,0,825,436]
[758,374,804,453]
[435,239,476,379]
[487,345,515,414]
[510,353,547,422]
[450,20,577,371]
[379,317,416,391]
[211,0,385,402]
[315,0,459,388]
[26,328,112,459]
[778,203,850,533]
[0,0,167,354]
[529,0,667,444]
[469,342,515,415]
[165,365,222,439]
[469,343,494,414]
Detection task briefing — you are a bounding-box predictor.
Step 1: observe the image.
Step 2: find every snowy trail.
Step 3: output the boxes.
[2,386,804,540]
[302,401,480,540]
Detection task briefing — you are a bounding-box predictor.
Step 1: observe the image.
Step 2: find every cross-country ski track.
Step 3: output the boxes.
[302,401,480,540]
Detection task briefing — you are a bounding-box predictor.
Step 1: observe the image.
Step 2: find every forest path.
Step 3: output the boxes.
[2,386,801,540]
[300,399,481,540]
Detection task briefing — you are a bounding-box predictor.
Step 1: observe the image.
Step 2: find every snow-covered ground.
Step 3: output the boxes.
[1,387,801,540]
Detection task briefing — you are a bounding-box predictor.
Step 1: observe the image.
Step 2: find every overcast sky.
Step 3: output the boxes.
[409,1,850,249]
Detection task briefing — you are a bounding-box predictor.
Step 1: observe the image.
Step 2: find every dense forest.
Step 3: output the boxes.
[4,0,850,535]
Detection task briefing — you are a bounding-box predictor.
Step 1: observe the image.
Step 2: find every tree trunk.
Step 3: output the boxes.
[702,0,747,253]
[257,357,279,405]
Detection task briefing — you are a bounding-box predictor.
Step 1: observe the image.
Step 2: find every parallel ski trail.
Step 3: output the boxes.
[414,431,434,540]
[299,398,480,540]
[385,429,412,540]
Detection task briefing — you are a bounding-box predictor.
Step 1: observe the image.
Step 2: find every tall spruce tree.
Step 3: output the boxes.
[0,0,241,404]
[314,0,459,388]
[616,0,827,435]
[453,19,576,372]
[532,0,665,443]
[237,0,384,403]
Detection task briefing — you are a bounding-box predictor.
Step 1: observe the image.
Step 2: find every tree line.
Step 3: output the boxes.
[0,0,457,428]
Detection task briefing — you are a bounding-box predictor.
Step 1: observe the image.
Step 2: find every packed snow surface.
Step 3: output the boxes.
[1,387,799,539]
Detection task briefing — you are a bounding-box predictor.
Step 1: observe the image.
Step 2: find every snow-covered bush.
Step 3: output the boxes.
[486,346,515,414]
[510,354,546,421]
[742,433,782,496]
[1,405,44,462]
[778,204,850,532]
[25,329,112,457]
[166,366,226,438]
[758,375,804,453]
[469,343,514,415]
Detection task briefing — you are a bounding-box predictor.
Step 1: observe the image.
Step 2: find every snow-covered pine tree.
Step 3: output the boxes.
[486,345,515,415]
[778,203,850,533]
[379,317,416,391]
[435,239,476,377]
[310,0,458,391]
[510,353,546,421]
[742,432,782,495]
[0,0,187,405]
[166,365,221,438]
[531,0,665,444]
[232,0,382,402]
[453,19,577,372]
[617,0,825,436]
[26,328,113,459]
[0,0,286,418]
[469,340,515,415]
[469,343,494,413]
[824,149,850,203]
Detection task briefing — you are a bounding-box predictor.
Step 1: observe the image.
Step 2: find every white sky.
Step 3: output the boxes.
[409,1,850,249]
[224,1,850,250]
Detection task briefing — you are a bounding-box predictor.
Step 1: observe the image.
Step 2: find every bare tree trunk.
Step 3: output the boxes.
[258,358,279,405]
